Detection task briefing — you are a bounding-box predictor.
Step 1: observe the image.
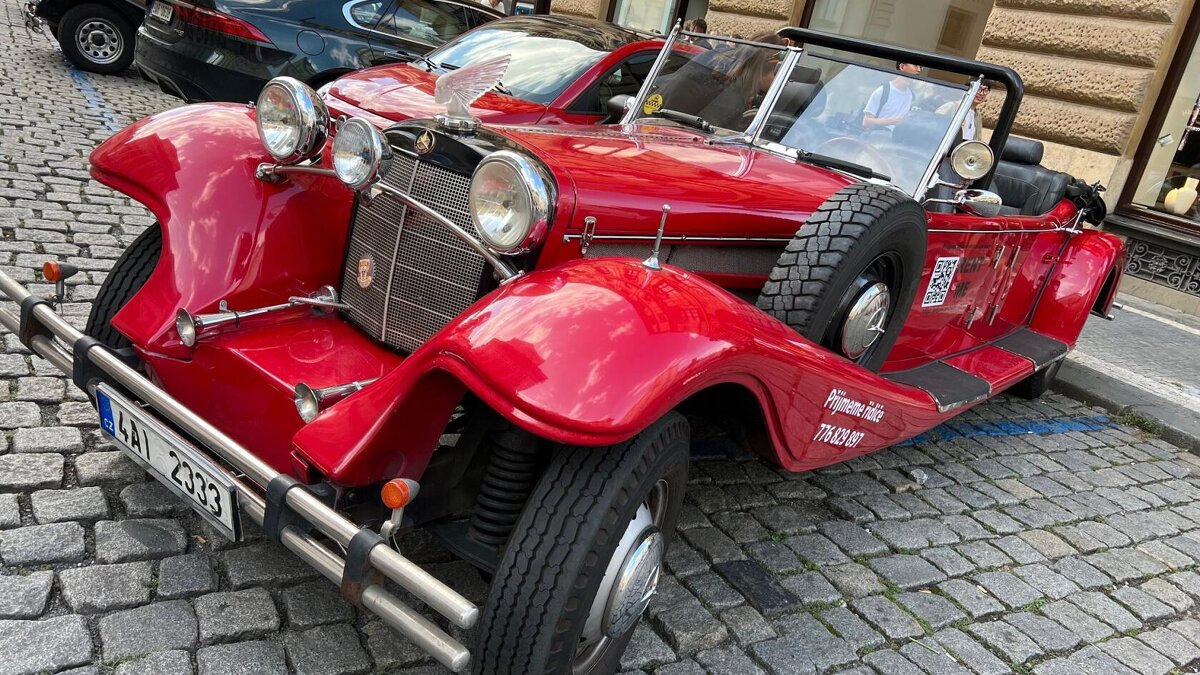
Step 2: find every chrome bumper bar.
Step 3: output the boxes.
[22,1,46,31]
[0,271,476,672]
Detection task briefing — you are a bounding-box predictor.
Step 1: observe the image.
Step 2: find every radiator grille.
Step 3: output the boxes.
[339,154,486,352]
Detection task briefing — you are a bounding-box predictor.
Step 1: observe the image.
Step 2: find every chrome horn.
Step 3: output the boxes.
[176,286,348,347]
[294,377,379,423]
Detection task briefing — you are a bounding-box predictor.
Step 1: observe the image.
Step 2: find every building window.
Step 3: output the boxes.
[611,0,678,35]
[1127,55,1200,230]
[805,0,994,58]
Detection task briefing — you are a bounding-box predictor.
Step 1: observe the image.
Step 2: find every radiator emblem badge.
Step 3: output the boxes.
[357,256,375,289]
[416,130,435,155]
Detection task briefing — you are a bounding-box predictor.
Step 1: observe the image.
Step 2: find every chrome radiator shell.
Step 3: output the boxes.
[339,154,486,353]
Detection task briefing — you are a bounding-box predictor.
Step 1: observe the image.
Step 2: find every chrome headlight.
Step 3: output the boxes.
[256,77,328,164]
[332,117,392,191]
[469,151,551,253]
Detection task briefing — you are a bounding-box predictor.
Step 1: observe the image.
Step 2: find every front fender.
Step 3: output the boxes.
[90,103,354,359]
[294,259,951,483]
[1030,229,1126,346]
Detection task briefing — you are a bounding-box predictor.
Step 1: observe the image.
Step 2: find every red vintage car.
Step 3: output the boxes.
[0,24,1122,675]
[330,14,681,127]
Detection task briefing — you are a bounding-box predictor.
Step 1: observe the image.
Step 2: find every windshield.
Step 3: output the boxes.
[631,42,970,195]
[428,25,611,104]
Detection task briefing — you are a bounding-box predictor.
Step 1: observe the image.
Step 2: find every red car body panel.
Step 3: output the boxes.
[88,100,1126,488]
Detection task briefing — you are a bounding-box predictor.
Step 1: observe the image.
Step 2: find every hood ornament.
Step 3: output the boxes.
[433,54,511,133]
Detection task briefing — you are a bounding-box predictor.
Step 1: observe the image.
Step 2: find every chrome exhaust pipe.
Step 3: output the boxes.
[176,286,348,347]
[294,378,380,422]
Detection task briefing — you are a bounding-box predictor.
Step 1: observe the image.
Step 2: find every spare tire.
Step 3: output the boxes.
[757,183,926,371]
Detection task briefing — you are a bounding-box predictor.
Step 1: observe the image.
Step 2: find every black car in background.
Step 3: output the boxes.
[135,0,503,103]
[23,0,147,73]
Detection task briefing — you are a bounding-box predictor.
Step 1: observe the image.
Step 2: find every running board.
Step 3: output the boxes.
[993,328,1069,370]
[885,361,991,413]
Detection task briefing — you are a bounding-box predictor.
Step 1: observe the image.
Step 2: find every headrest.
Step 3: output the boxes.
[1001,136,1044,165]
[792,65,822,85]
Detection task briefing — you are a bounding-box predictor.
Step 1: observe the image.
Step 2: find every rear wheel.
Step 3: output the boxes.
[1010,360,1062,400]
[58,3,135,74]
[86,225,162,350]
[475,413,690,675]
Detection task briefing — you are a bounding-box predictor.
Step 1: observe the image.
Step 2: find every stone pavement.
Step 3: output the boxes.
[6,3,1200,674]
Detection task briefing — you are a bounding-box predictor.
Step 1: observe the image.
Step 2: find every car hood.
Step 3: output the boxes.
[330,64,548,125]
[494,123,858,242]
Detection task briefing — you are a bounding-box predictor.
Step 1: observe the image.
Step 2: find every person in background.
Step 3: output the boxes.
[937,78,994,141]
[684,17,713,49]
[481,0,506,12]
[862,62,922,132]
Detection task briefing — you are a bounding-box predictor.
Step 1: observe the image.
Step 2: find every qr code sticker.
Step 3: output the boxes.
[922,256,960,307]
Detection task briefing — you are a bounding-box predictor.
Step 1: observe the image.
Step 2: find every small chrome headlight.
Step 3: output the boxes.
[951,140,994,180]
[469,151,551,253]
[332,117,392,191]
[256,77,328,164]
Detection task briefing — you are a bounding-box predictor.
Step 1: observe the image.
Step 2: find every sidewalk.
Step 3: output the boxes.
[1054,292,1200,452]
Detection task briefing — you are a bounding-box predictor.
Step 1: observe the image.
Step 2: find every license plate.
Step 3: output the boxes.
[149,1,173,23]
[97,384,240,540]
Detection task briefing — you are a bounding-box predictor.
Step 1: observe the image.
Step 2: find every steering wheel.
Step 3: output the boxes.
[814,137,895,180]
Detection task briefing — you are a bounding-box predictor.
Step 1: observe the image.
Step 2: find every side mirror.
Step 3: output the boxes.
[607,94,633,120]
[955,189,1003,217]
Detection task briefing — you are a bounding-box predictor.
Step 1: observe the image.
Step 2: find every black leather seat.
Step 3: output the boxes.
[989,137,1072,216]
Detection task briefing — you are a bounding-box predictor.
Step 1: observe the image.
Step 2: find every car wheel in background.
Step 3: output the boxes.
[474,413,690,675]
[58,3,135,74]
[1009,359,1062,400]
[757,183,927,371]
[85,225,162,350]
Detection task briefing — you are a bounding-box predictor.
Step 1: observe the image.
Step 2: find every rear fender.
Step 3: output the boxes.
[293,259,950,484]
[1030,230,1126,346]
[89,103,354,359]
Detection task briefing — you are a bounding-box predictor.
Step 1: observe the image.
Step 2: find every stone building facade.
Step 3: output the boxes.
[548,0,1200,313]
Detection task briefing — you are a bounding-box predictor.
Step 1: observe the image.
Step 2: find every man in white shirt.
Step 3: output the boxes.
[936,79,993,141]
[862,62,922,132]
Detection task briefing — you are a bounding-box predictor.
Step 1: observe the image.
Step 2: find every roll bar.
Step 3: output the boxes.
[777,26,1025,186]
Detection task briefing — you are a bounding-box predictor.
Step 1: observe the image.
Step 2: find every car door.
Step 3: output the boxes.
[366,0,495,65]
[341,0,400,68]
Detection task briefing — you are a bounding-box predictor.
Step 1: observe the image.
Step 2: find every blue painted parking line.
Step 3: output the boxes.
[689,414,1118,459]
[69,66,122,133]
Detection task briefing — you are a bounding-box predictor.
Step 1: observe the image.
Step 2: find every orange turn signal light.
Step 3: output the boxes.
[381,478,415,510]
[42,261,62,282]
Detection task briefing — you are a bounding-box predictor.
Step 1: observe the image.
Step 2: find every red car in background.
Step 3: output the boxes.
[327,14,680,126]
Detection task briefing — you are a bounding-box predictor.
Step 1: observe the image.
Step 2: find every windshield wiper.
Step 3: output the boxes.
[798,150,890,181]
[493,81,513,96]
[652,109,712,133]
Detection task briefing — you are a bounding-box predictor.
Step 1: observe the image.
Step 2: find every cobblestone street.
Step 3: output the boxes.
[7,3,1200,675]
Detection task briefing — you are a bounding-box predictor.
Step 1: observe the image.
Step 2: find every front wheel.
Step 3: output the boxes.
[85,224,162,350]
[475,413,690,675]
[58,4,135,74]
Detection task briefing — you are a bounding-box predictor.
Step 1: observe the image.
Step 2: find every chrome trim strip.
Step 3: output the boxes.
[369,182,520,282]
[0,273,477,671]
[256,163,336,180]
[915,78,982,202]
[563,233,791,244]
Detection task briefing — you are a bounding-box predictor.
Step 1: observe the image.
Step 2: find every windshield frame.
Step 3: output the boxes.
[622,24,999,201]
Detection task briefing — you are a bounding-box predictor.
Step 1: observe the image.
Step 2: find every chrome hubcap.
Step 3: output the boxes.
[840,282,890,358]
[604,527,664,638]
[575,480,669,671]
[76,19,123,64]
